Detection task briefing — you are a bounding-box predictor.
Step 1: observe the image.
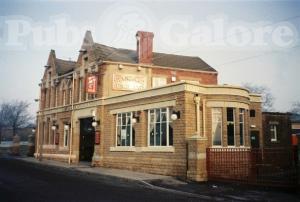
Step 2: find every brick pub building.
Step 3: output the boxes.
[35,31,262,181]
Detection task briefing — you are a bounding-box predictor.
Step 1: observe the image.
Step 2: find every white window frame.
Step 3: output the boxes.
[212,108,222,146]
[147,107,172,147]
[270,124,277,142]
[64,127,69,147]
[116,112,133,147]
[239,109,245,146]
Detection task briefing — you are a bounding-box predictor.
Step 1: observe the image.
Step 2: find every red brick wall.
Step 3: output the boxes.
[152,68,218,85]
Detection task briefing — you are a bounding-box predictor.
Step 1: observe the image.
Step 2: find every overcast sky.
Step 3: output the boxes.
[0,0,300,116]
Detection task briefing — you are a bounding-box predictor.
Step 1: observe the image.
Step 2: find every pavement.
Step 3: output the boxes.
[2,155,298,201]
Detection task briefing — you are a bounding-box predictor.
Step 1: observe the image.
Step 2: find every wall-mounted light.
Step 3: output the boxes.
[32,128,36,133]
[118,64,123,69]
[171,111,180,121]
[64,124,70,130]
[34,99,40,102]
[44,65,50,68]
[137,66,142,71]
[51,125,57,131]
[92,120,100,128]
[132,111,140,124]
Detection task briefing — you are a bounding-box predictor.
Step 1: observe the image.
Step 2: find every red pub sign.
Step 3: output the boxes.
[86,75,98,94]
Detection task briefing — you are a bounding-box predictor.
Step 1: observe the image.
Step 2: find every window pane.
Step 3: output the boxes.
[227,108,234,122]
[156,123,161,146]
[213,122,222,145]
[169,125,173,146]
[132,128,135,146]
[117,126,121,146]
[240,123,244,145]
[212,108,222,146]
[126,125,131,146]
[161,122,167,146]
[122,114,126,125]
[161,112,166,122]
[227,123,235,146]
[156,109,160,122]
[150,123,155,146]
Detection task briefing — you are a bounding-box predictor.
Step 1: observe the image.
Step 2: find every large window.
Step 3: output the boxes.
[54,87,58,107]
[63,90,66,106]
[239,109,245,146]
[270,124,277,142]
[227,108,235,146]
[78,79,82,102]
[64,127,69,147]
[212,108,222,146]
[116,112,135,146]
[68,89,72,105]
[148,108,173,146]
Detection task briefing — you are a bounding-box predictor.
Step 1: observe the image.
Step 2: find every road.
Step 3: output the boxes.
[0,157,202,202]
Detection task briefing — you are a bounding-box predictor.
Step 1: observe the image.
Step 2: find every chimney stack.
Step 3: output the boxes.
[136,31,154,64]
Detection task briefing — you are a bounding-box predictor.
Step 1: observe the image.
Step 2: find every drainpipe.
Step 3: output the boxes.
[68,72,75,164]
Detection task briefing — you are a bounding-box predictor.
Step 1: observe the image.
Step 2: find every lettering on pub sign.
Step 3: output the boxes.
[112,73,147,91]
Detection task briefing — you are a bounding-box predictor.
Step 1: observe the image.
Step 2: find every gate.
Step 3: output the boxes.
[206,148,298,187]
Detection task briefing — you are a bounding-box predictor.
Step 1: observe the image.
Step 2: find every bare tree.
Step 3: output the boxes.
[242,83,275,112]
[5,101,32,136]
[290,101,300,114]
[0,103,10,143]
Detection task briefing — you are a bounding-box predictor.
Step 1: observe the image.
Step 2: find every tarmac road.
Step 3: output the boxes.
[0,157,203,202]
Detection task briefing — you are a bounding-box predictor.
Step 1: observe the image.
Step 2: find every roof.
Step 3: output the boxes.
[55,59,76,75]
[92,43,216,72]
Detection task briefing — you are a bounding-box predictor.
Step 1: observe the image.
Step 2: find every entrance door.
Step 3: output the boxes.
[79,118,95,161]
[250,131,260,148]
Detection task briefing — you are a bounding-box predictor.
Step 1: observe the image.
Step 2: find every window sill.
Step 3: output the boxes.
[140,146,175,153]
[110,146,136,152]
[109,146,175,153]
[42,145,56,149]
[59,146,69,151]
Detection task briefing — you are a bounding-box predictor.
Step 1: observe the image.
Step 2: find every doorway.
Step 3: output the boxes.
[79,117,95,161]
[250,131,260,148]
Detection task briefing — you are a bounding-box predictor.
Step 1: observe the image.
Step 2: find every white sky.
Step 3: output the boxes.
[0,0,300,117]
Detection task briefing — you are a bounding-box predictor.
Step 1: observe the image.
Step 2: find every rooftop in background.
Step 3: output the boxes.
[290,113,300,123]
